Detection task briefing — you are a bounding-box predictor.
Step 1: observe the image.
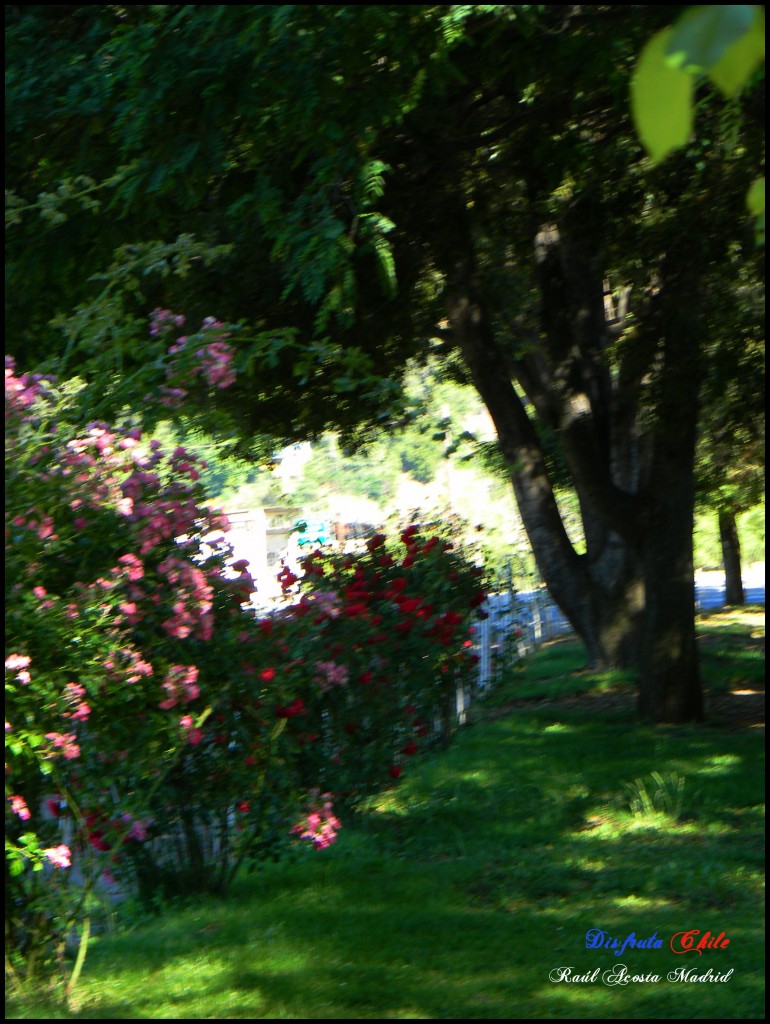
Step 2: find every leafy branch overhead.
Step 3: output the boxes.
[631,4,765,243]
[5,6,764,724]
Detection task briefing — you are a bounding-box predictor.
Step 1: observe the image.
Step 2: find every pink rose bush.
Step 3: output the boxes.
[150,309,237,407]
[5,352,304,983]
[5,316,489,993]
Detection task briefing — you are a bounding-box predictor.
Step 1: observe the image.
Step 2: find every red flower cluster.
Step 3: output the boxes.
[275,697,306,719]
[239,522,488,803]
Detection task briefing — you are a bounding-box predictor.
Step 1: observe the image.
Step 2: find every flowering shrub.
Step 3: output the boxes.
[241,524,489,806]
[4,355,304,990]
[149,308,237,408]
[5,320,489,998]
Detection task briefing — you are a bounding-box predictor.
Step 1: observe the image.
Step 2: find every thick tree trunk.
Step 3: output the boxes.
[435,162,707,721]
[635,245,704,723]
[637,476,703,722]
[446,269,643,672]
[719,508,745,605]
[585,533,645,670]
[445,224,704,721]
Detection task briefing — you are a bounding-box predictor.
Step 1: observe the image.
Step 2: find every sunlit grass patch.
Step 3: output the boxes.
[6,611,764,1019]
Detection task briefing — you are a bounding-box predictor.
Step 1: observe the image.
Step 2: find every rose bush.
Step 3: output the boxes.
[243,525,488,807]
[5,353,304,992]
[5,314,490,999]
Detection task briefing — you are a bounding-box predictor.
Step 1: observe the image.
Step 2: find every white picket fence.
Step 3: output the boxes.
[451,588,570,727]
[473,590,570,689]
[458,573,766,727]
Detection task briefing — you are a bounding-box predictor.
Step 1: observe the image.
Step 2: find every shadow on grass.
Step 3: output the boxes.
[33,699,764,1020]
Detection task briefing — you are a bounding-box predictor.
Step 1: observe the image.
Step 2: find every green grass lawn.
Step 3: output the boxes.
[7,609,765,1019]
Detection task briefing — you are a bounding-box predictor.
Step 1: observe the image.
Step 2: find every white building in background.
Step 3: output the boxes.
[203,506,302,606]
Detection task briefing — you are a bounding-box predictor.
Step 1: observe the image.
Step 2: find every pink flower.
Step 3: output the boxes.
[5,654,30,672]
[44,732,81,760]
[159,664,200,709]
[70,702,91,722]
[118,601,140,618]
[314,660,350,690]
[121,813,151,842]
[149,308,186,336]
[128,819,149,842]
[8,795,31,821]
[187,728,204,746]
[43,844,72,869]
[291,795,341,849]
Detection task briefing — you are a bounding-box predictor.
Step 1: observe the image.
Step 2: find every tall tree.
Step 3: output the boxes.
[695,259,765,604]
[6,5,765,721]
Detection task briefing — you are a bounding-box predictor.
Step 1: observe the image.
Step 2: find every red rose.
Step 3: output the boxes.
[400,525,419,545]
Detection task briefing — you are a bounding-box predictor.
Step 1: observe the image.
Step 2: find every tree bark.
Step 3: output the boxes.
[719,508,745,605]
[633,244,704,722]
[637,473,703,722]
[446,261,644,672]
[443,210,704,722]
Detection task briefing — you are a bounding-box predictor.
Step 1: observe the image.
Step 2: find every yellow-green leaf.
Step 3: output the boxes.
[708,8,765,98]
[747,178,765,246]
[666,5,756,73]
[746,177,765,216]
[631,28,694,163]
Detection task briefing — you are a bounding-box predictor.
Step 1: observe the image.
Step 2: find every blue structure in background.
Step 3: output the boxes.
[696,584,765,610]
[475,577,765,690]
[294,518,332,547]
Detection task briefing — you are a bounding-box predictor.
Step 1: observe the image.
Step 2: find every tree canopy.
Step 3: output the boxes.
[5,5,765,722]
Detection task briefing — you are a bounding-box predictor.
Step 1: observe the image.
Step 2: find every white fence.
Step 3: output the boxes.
[473,589,571,691]
[465,573,766,720]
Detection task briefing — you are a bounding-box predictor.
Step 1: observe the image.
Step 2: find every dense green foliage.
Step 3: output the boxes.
[10,6,760,433]
[5,5,765,724]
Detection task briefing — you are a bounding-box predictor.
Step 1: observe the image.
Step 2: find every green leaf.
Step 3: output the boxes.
[746,177,765,217]
[631,28,694,163]
[708,8,765,98]
[747,179,765,245]
[666,6,756,73]
[373,236,397,299]
[754,212,765,247]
